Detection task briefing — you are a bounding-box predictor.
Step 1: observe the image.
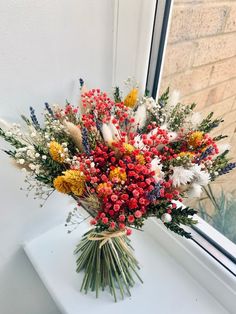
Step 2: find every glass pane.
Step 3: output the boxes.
[160,1,236,245]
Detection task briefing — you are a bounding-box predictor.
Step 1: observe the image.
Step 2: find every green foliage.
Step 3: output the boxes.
[199,186,236,244]
[0,127,25,152]
[149,202,198,239]
[113,87,122,103]
[167,102,196,131]
[210,150,229,180]
[213,134,228,142]
[34,145,65,185]
[158,87,169,106]
[198,112,224,133]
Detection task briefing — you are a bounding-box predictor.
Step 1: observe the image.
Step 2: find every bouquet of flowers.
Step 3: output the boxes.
[0,79,235,301]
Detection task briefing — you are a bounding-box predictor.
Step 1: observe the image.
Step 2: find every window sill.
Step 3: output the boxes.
[147,218,236,313]
[24,215,234,314]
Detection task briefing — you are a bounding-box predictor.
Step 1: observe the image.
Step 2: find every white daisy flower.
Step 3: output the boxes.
[170,166,194,187]
[187,183,202,198]
[190,164,210,186]
[151,157,164,182]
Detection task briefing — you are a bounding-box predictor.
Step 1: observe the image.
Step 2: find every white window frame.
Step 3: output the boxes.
[112,1,236,312]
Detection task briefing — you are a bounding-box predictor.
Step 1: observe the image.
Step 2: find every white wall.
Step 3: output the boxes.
[0,1,114,313]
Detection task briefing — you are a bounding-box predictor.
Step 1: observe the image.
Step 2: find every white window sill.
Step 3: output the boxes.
[23,214,234,314]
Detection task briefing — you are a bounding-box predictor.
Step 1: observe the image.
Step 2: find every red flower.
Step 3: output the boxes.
[102,217,109,224]
[126,229,132,236]
[128,215,135,223]
[134,210,142,218]
[111,194,118,202]
[128,198,138,210]
[109,221,116,229]
[119,223,125,230]
[119,215,126,222]
[113,204,120,211]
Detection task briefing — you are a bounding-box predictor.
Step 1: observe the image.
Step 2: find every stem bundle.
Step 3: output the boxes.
[74,229,143,301]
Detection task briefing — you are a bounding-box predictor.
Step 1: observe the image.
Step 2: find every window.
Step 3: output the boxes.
[147,0,236,270]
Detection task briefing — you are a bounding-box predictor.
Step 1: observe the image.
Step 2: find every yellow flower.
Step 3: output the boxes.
[63,170,85,196]
[53,176,71,194]
[49,141,66,163]
[53,170,85,196]
[188,131,204,148]
[109,167,127,182]
[96,182,113,196]
[124,88,138,108]
[136,153,145,164]
[123,143,135,154]
[178,152,195,159]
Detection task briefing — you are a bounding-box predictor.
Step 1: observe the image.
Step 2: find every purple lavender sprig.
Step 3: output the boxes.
[218,162,236,175]
[45,102,54,116]
[82,127,90,154]
[29,106,40,129]
[79,78,84,88]
[147,182,162,202]
[197,146,214,164]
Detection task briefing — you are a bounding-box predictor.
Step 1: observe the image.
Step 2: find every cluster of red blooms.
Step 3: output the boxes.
[76,140,180,235]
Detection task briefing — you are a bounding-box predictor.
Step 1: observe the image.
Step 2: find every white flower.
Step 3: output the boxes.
[170,166,194,187]
[101,123,114,145]
[145,97,156,110]
[151,157,164,182]
[133,134,145,149]
[190,164,210,186]
[190,112,202,128]
[134,104,147,129]
[108,116,120,140]
[217,143,231,155]
[187,183,202,198]
[18,159,25,165]
[29,163,36,170]
[169,90,180,109]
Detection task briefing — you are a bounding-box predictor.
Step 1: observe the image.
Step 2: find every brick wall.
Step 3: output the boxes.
[160,0,236,190]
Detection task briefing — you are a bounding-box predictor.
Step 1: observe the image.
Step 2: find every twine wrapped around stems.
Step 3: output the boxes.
[75,228,143,301]
[87,230,127,249]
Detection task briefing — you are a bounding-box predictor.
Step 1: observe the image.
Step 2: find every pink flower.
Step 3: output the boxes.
[119,214,126,222]
[113,204,120,211]
[110,221,116,229]
[111,194,118,202]
[134,210,142,218]
[119,223,125,230]
[126,229,132,236]
[102,217,109,224]
[128,215,135,223]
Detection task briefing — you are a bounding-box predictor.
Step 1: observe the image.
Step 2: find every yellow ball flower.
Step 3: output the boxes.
[53,176,71,194]
[96,182,113,196]
[124,88,138,108]
[123,143,135,154]
[53,170,85,196]
[136,153,145,164]
[178,151,195,159]
[63,170,85,196]
[49,141,66,163]
[109,167,127,183]
[188,131,204,148]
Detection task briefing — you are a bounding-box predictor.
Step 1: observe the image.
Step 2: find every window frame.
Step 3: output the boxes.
[145,0,236,274]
